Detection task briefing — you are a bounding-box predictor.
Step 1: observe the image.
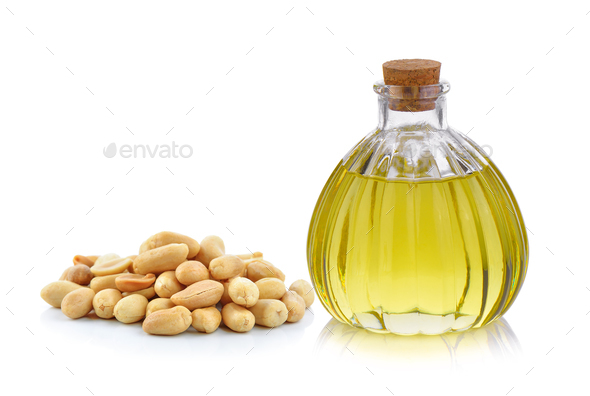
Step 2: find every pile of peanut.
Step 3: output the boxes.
[40,231,314,335]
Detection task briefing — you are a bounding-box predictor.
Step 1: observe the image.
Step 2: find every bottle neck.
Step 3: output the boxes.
[378,95,448,131]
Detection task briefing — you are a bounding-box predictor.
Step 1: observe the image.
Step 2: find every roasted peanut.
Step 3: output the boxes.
[115,273,156,292]
[175,261,209,286]
[146,298,176,316]
[195,236,225,268]
[171,280,224,310]
[114,294,148,323]
[222,303,255,333]
[91,257,132,276]
[90,274,124,293]
[94,253,120,266]
[142,306,192,335]
[281,290,306,323]
[139,231,201,259]
[60,265,94,285]
[93,289,122,319]
[220,281,232,306]
[209,255,245,280]
[246,260,286,282]
[154,271,185,298]
[289,279,315,308]
[248,299,288,328]
[61,288,95,319]
[255,278,286,300]
[73,255,98,267]
[228,277,259,308]
[236,252,263,260]
[133,243,189,275]
[126,255,137,273]
[40,281,85,308]
[122,286,156,299]
[191,307,222,333]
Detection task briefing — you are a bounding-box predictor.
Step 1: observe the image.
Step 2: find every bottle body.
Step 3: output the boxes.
[307,82,528,335]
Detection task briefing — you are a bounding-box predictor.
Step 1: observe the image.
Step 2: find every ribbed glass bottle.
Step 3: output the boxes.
[307,62,528,335]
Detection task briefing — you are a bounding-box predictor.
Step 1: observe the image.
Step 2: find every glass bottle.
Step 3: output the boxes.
[307,59,528,335]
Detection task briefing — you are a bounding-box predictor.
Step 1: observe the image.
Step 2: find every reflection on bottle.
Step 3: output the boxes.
[315,318,521,371]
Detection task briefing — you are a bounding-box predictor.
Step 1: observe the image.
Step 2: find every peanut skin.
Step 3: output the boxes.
[154,271,185,298]
[93,289,122,319]
[209,255,245,280]
[175,261,210,286]
[60,265,94,285]
[228,277,259,308]
[289,279,315,308]
[222,303,255,333]
[139,231,201,259]
[134,243,189,275]
[255,278,286,300]
[248,299,288,328]
[114,294,148,324]
[281,290,306,323]
[171,280,224,310]
[61,288,95,319]
[246,260,286,282]
[40,281,85,308]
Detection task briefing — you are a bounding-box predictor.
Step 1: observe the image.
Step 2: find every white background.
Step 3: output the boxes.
[1,1,589,395]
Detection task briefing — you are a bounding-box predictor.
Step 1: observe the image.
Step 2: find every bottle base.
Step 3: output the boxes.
[348,311,488,335]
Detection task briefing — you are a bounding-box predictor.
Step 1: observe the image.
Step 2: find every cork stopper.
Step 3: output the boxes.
[382,59,441,112]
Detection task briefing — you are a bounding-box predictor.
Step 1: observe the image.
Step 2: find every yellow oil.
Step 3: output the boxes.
[307,161,528,335]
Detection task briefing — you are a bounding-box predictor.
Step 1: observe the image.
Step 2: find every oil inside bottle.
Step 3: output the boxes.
[307,162,527,335]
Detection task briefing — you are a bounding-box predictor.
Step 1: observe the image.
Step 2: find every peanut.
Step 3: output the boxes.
[171,280,224,310]
[236,252,263,260]
[228,277,259,308]
[133,243,189,275]
[115,273,156,292]
[114,294,148,323]
[73,255,98,267]
[222,303,255,333]
[248,299,288,328]
[146,298,176,316]
[142,306,192,335]
[289,279,315,308]
[94,253,120,266]
[191,307,222,333]
[281,290,306,323]
[139,231,200,259]
[246,260,286,282]
[255,278,286,300]
[93,289,122,319]
[91,257,133,276]
[220,281,232,306]
[61,288,95,319]
[175,261,209,286]
[195,236,225,267]
[90,274,124,293]
[60,265,94,285]
[122,286,156,299]
[209,255,245,280]
[126,255,137,273]
[40,281,85,308]
[154,271,185,298]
